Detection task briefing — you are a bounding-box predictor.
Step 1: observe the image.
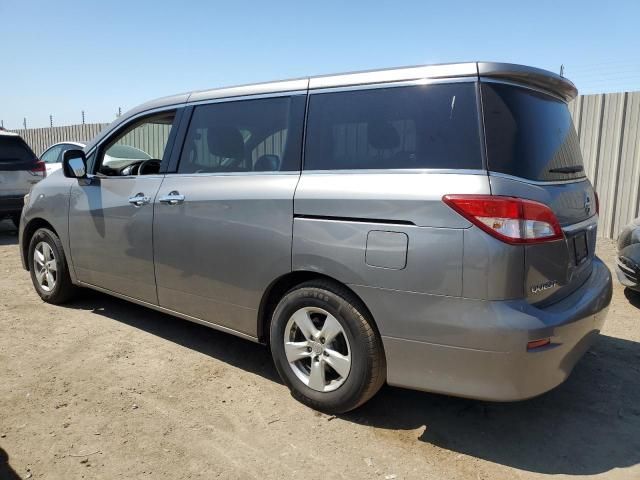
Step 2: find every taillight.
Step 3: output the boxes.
[29,160,46,177]
[442,194,563,245]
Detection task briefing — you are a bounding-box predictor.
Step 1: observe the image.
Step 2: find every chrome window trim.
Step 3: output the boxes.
[308,77,476,95]
[488,171,588,185]
[301,168,488,176]
[83,173,166,181]
[479,77,568,103]
[157,171,300,178]
[187,89,308,108]
[188,78,309,104]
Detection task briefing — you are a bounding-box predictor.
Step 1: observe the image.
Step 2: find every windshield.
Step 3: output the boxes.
[482,82,585,181]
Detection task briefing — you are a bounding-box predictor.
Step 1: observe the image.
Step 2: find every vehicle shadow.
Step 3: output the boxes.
[342,333,640,476]
[67,290,640,476]
[0,219,18,245]
[0,448,21,480]
[624,288,640,308]
[68,289,281,384]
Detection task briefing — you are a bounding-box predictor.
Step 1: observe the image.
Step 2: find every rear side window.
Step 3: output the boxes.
[178,96,304,174]
[0,136,36,164]
[41,145,63,164]
[304,83,482,171]
[481,82,585,181]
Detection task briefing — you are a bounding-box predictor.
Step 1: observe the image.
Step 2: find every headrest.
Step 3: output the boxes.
[367,120,400,150]
[207,126,244,159]
[254,154,280,172]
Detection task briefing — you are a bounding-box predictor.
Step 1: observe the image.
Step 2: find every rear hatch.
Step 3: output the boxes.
[481,81,597,305]
[0,134,43,195]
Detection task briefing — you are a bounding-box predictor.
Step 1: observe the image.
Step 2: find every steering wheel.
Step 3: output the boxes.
[138,159,161,175]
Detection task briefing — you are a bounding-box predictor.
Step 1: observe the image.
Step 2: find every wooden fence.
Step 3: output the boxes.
[12,123,108,157]
[568,91,640,239]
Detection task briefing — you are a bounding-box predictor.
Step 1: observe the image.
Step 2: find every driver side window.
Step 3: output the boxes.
[95,111,176,176]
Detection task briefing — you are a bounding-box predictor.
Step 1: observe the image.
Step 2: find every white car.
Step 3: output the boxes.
[40,142,151,175]
[40,142,86,176]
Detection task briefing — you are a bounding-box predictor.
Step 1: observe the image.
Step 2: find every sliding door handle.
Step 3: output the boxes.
[158,191,185,205]
[128,193,151,207]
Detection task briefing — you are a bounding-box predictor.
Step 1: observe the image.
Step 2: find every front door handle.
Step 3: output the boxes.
[158,191,185,205]
[128,193,151,207]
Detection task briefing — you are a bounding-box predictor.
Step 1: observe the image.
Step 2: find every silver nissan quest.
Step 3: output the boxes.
[19,62,613,413]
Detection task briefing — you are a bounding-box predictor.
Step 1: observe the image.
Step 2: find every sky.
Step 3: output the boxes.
[1,0,639,129]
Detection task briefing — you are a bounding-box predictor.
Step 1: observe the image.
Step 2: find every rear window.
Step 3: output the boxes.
[304,83,482,171]
[0,135,36,164]
[481,82,585,181]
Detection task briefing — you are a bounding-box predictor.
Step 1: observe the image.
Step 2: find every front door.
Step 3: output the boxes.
[68,110,178,304]
[153,95,305,336]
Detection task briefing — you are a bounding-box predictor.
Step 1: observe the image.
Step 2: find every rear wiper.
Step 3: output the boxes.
[548,166,584,174]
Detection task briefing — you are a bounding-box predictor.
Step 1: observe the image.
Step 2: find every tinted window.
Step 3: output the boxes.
[0,136,36,164]
[178,96,303,174]
[304,83,482,171]
[482,83,585,181]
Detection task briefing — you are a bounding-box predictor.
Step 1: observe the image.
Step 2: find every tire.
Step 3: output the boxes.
[27,228,76,304]
[270,280,386,413]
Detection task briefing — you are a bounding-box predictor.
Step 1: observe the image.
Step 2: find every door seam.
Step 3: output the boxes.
[151,175,168,305]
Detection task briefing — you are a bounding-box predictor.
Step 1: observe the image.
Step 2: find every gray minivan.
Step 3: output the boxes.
[19,62,612,413]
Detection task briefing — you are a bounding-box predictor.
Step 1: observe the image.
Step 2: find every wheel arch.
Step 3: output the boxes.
[21,218,59,271]
[257,270,379,344]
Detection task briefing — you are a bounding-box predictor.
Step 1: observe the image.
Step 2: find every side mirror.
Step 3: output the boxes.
[62,149,87,178]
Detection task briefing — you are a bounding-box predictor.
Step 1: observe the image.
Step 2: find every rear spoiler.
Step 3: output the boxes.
[477,62,578,102]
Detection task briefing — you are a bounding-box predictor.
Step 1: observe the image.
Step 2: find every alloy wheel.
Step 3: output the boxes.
[34,241,57,292]
[283,306,351,392]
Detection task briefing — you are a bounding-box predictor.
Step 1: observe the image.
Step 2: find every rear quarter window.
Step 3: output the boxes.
[481,82,585,181]
[304,83,482,171]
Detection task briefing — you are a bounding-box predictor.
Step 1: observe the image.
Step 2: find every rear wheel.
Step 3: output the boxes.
[270,280,386,413]
[28,228,76,304]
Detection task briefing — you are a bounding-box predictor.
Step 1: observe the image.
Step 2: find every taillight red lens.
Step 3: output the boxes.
[30,160,46,177]
[442,194,563,245]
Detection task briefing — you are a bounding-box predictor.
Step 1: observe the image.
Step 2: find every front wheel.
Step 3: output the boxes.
[270,280,386,413]
[28,228,76,304]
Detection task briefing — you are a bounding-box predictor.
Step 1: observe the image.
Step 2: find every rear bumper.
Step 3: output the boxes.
[0,195,25,215]
[352,256,613,401]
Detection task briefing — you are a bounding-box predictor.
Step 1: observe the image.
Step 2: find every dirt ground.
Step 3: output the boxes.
[0,219,638,480]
